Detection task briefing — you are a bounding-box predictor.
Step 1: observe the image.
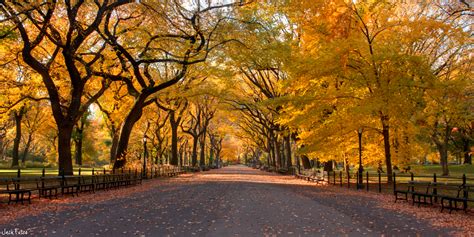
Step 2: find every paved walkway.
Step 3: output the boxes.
[2,165,459,236]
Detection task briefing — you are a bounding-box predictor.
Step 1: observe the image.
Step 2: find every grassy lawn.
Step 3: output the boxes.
[341,164,473,178]
[0,167,106,177]
[410,164,474,177]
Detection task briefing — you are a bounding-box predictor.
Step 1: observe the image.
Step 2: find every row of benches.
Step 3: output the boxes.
[293,171,473,214]
[0,173,145,204]
[394,181,474,213]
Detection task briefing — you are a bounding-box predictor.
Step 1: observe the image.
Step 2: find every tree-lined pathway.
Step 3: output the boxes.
[2,166,471,236]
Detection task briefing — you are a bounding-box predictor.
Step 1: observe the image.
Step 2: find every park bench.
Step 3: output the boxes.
[411,182,435,207]
[116,173,129,187]
[36,177,60,199]
[61,176,80,196]
[107,174,120,189]
[394,181,473,211]
[394,181,431,205]
[440,185,474,213]
[176,169,186,175]
[94,174,109,191]
[79,176,95,193]
[129,173,142,185]
[295,172,325,184]
[115,173,132,187]
[0,178,33,204]
[277,168,289,174]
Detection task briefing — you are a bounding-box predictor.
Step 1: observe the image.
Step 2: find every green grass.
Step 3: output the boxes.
[410,164,474,177]
[0,167,107,177]
[339,164,473,178]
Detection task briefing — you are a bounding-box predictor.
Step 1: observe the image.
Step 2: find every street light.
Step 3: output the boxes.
[357,128,364,190]
[143,137,148,179]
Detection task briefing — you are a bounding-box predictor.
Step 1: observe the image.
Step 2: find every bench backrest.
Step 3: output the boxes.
[36,177,62,188]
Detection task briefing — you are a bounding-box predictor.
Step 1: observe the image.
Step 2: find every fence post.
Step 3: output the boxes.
[339,171,342,187]
[378,171,381,193]
[393,172,396,195]
[92,168,95,176]
[366,171,369,192]
[333,171,336,185]
[103,168,106,175]
[410,172,414,192]
[42,167,45,189]
[433,173,438,203]
[78,168,81,176]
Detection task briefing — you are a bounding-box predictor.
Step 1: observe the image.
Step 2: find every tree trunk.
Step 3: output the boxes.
[169,112,179,166]
[11,110,24,168]
[436,143,449,176]
[463,136,472,164]
[58,123,74,175]
[381,116,393,183]
[74,123,85,166]
[274,138,281,169]
[110,131,119,164]
[301,155,311,169]
[191,136,198,166]
[113,97,146,169]
[284,135,292,169]
[21,133,32,164]
[183,144,188,166]
[268,136,275,168]
[74,136,83,166]
[209,146,214,166]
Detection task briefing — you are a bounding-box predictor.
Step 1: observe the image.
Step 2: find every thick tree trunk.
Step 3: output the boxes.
[169,112,179,166]
[381,116,393,183]
[301,155,311,169]
[463,137,472,164]
[191,136,198,166]
[274,138,281,169]
[432,125,451,176]
[209,146,214,166]
[114,97,146,169]
[21,134,32,164]
[74,122,85,166]
[183,144,188,166]
[110,131,119,164]
[11,111,24,168]
[436,143,449,176]
[58,123,74,175]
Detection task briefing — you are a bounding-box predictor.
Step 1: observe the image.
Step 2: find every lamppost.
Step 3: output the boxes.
[357,128,364,190]
[143,137,148,179]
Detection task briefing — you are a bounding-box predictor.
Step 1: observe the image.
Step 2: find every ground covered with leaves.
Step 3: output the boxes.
[1,165,472,236]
